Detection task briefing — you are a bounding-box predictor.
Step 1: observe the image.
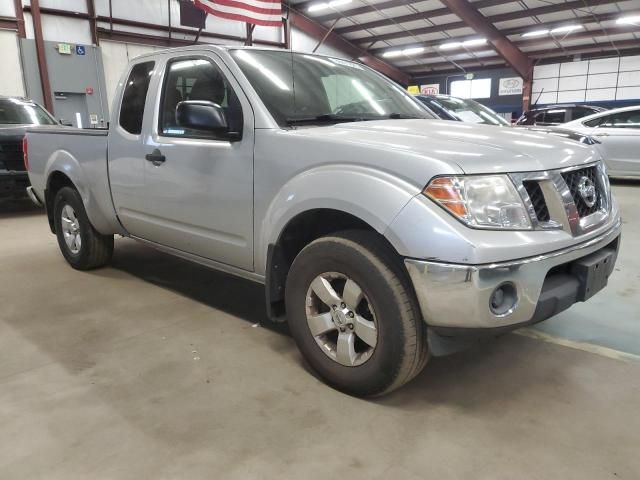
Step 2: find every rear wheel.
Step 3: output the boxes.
[285,230,428,397]
[53,186,113,270]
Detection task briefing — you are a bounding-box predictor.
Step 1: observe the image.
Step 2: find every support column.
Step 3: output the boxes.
[522,76,532,112]
[87,0,98,45]
[14,0,26,37]
[31,0,54,113]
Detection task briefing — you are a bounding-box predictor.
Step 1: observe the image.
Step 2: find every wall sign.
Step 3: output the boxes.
[57,43,72,55]
[76,45,86,56]
[499,77,523,96]
[420,84,440,95]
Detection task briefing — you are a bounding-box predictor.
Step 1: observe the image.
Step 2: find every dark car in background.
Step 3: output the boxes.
[515,104,606,126]
[415,94,510,126]
[0,96,57,199]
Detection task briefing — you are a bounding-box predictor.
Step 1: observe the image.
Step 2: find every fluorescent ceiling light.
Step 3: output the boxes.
[402,46,425,55]
[616,15,640,25]
[522,29,549,37]
[308,0,351,12]
[440,41,462,50]
[550,25,583,34]
[382,46,425,57]
[463,38,487,47]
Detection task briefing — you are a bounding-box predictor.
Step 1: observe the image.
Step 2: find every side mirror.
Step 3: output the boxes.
[176,100,237,138]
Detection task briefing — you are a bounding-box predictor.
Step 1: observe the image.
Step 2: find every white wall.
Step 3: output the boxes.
[101,40,166,110]
[533,55,640,104]
[290,28,349,59]
[0,31,25,97]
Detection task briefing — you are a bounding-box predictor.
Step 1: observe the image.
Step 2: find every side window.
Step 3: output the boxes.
[533,111,546,124]
[584,115,606,128]
[159,57,243,139]
[119,61,155,135]
[572,107,596,120]
[606,110,640,129]
[543,109,566,124]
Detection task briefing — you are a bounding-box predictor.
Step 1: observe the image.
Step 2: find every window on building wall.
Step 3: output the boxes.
[450,78,492,99]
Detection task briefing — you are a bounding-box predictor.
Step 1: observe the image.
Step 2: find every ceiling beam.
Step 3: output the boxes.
[307,0,505,24]
[335,0,508,35]
[407,39,640,77]
[347,0,619,44]
[288,8,411,84]
[375,24,640,65]
[440,0,532,79]
[369,9,640,55]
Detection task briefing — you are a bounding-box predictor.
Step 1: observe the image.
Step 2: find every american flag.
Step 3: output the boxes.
[194,0,282,27]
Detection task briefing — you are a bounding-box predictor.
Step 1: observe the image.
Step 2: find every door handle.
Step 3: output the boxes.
[145,149,166,166]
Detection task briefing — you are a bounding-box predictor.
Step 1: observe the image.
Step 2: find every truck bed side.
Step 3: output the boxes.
[26,127,125,236]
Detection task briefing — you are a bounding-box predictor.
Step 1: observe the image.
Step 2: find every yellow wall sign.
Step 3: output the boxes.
[407,85,420,94]
[57,43,72,55]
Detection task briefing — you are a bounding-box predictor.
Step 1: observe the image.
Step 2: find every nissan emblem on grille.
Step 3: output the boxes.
[578,176,597,208]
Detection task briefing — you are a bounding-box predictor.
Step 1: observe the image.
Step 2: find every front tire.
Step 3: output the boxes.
[53,186,114,270]
[285,230,428,397]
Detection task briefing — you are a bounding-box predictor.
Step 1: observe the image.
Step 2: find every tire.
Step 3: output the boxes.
[53,186,114,270]
[285,230,429,397]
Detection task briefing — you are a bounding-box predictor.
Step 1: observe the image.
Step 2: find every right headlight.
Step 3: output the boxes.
[424,174,532,230]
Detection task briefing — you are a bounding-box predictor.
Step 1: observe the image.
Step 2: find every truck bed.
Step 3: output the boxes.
[25,127,123,235]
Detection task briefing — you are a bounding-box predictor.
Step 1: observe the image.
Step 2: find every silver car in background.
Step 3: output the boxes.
[563,106,640,178]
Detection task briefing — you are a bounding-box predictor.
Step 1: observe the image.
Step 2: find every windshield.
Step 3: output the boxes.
[230,50,434,126]
[0,98,57,125]
[422,96,509,126]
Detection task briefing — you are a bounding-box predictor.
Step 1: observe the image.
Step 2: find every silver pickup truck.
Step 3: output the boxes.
[25,46,621,396]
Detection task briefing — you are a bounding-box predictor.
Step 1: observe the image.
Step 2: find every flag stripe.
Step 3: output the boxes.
[194,0,282,27]
[207,10,283,26]
[204,3,281,22]
[209,0,281,15]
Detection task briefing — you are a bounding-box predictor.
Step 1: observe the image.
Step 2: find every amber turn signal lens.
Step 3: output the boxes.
[423,177,469,219]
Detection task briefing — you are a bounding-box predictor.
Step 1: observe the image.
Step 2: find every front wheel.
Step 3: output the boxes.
[53,186,114,270]
[285,230,428,397]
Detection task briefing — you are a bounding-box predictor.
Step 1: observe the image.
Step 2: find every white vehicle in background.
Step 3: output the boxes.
[563,106,640,178]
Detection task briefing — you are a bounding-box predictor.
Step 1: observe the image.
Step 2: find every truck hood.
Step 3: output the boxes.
[302,119,600,174]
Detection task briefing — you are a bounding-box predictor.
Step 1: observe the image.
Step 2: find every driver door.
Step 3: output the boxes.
[134,53,255,271]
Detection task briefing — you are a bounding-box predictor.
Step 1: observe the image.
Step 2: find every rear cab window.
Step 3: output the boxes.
[119,61,155,134]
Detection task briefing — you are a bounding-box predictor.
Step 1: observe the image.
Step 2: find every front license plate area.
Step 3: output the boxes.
[570,248,616,301]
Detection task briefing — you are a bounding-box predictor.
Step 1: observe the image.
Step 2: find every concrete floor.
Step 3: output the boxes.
[1,183,639,480]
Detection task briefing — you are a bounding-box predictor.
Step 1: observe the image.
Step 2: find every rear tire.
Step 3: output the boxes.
[53,186,113,270]
[285,230,428,397]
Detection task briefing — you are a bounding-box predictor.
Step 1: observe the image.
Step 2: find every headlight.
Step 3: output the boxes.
[424,175,532,230]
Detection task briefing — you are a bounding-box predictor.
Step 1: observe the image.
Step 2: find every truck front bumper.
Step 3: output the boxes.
[404,218,622,333]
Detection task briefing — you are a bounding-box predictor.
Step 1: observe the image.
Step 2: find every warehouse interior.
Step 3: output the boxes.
[1,0,639,478]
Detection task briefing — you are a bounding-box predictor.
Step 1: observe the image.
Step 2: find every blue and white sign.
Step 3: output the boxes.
[75,45,86,56]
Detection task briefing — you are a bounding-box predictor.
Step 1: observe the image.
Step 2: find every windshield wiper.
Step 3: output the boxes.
[285,114,369,125]
[387,113,423,119]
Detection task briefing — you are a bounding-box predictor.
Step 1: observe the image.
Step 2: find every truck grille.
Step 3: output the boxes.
[511,162,610,237]
[561,166,602,218]
[0,140,25,172]
[523,180,550,222]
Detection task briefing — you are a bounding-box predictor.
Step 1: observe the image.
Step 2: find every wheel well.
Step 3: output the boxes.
[45,172,76,233]
[266,209,380,321]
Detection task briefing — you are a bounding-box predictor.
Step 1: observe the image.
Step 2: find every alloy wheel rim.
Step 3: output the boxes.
[61,205,82,254]
[305,272,378,367]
